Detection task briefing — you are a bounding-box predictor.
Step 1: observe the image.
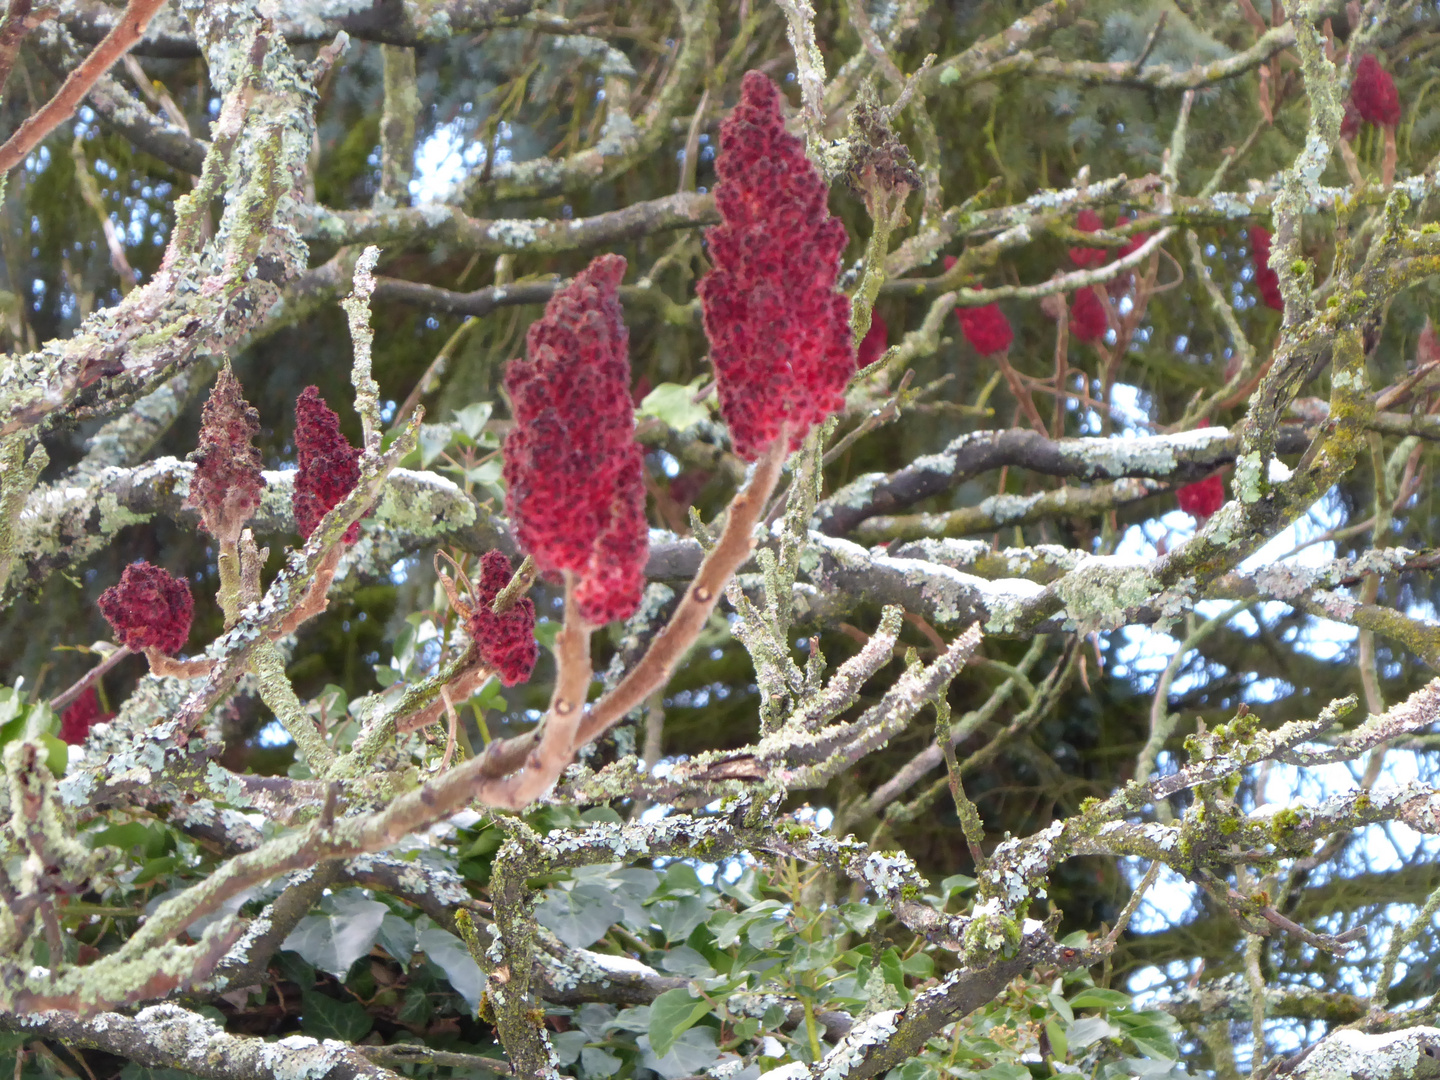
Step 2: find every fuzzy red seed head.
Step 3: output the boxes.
[1352,54,1400,127]
[59,686,114,746]
[1249,227,1284,311]
[1116,216,1152,260]
[467,551,538,687]
[503,253,648,626]
[697,70,856,460]
[1416,317,1440,369]
[186,366,266,546]
[957,303,1013,356]
[1069,209,1108,268]
[1070,287,1108,342]
[1340,101,1362,141]
[1178,474,1225,521]
[857,311,888,369]
[98,560,193,656]
[293,386,362,542]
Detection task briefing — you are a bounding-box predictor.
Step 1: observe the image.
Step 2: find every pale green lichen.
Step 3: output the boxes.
[486,219,547,249]
[373,468,477,536]
[1233,451,1266,503]
[1054,557,1161,632]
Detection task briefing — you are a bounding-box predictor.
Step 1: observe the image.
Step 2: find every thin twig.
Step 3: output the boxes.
[48,645,132,712]
[0,0,167,174]
[571,438,787,747]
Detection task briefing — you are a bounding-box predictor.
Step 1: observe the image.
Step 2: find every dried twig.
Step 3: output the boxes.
[0,0,167,174]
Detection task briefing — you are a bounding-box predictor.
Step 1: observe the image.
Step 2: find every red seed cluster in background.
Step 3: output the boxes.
[1069,209,1108,268]
[1178,475,1226,521]
[1070,287,1108,342]
[857,310,888,369]
[293,386,363,542]
[697,70,856,460]
[504,253,648,626]
[1352,54,1400,127]
[467,551,538,686]
[59,686,114,746]
[1341,101,1363,140]
[1115,215,1151,260]
[1249,227,1285,311]
[98,560,194,656]
[958,304,1014,356]
[186,366,266,545]
[943,257,1013,356]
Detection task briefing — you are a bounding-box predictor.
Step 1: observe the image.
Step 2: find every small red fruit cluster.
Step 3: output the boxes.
[467,551,538,687]
[697,71,856,459]
[98,560,194,656]
[1070,286,1108,343]
[944,257,1013,357]
[186,367,265,545]
[1249,227,1284,312]
[59,686,114,746]
[958,303,1015,355]
[1351,54,1400,129]
[98,370,366,663]
[293,385,363,543]
[504,254,648,626]
[1178,475,1226,521]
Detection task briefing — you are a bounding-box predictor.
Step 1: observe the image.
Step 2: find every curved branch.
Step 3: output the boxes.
[298,191,717,254]
[0,1004,404,1080]
[62,0,538,54]
[814,425,1311,537]
[925,20,1295,94]
[0,0,167,175]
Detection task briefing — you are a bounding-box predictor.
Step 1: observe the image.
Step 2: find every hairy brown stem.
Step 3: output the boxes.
[270,546,343,639]
[145,650,215,680]
[0,0,48,102]
[572,437,787,749]
[48,645,133,712]
[0,0,166,174]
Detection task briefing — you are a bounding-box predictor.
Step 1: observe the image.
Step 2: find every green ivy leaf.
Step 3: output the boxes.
[34,731,65,776]
[645,997,717,1067]
[535,884,624,948]
[940,873,977,897]
[299,990,372,1042]
[638,382,709,432]
[397,987,433,1026]
[452,402,493,440]
[657,945,714,977]
[377,912,416,964]
[1068,987,1132,1010]
[551,1031,588,1066]
[416,924,485,1011]
[839,903,879,933]
[900,951,933,978]
[581,1047,622,1078]
[650,896,710,943]
[281,889,389,979]
[418,423,455,468]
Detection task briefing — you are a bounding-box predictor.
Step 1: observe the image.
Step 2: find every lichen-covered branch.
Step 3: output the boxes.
[0,1004,405,1080]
